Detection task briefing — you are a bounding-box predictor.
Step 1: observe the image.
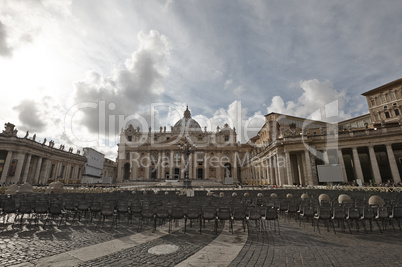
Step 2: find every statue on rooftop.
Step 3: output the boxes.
[0,122,18,137]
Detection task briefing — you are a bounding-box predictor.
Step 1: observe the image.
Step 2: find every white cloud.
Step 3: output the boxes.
[73,30,170,134]
[267,79,350,121]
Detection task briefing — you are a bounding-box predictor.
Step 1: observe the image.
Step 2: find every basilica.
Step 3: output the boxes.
[116,107,250,184]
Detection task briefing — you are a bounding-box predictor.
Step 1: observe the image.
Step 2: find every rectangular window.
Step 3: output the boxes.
[395,109,400,116]
[390,91,396,100]
[197,152,204,161]
[127,136,132,141]
[224,135,229,141]
[385,111,390,118]
[381,95,387,103]
[370,99,375,106]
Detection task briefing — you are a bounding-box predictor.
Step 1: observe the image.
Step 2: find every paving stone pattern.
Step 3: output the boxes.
[0,220,139,267]
[230,219,402,267]
[77,223,224,267]
[1,215,402,266]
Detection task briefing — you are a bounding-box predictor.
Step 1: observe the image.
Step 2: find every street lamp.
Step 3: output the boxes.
[178,139,197,188]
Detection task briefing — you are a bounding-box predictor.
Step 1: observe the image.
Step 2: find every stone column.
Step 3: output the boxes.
[232,151,237,183]
[193,152,197,179]
[269,157,274,185]
[323,150,329,165]
[204,153,209,180]
[41,159,51,184]
[285,152,293,185]
[12,152,26,183]
[0,151,13,183]
[162,151,167,179]
[385,144,401,183]
[180,153,185,179]
[337,149,348,183]
[296,153,304,185]
[276,154,286,186]
[216,151,222,182]
[352,147,364,182]
[157,152,162,178]
[146,151,151,179]
[304,150,313,185]
[34,157,43,184]
[132,153,139,180]
[169,151,174,179]
[368,146,382,184]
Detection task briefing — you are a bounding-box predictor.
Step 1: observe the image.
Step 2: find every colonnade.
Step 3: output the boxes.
[243,142,401,186]
[0,150,84,185]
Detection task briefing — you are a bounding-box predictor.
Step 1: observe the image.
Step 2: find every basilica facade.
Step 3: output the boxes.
[116,107,250,184]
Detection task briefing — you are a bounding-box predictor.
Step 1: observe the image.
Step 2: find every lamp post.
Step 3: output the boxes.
[178,139,197,188]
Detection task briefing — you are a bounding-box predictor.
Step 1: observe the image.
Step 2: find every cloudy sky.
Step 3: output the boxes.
[1,0,402,159]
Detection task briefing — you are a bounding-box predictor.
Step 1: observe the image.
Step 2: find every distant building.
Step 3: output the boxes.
[0,123,86,185]
[82,147,104,184]
[362,78,402,126]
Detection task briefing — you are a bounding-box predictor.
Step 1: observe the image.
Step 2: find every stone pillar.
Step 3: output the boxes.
[386,144,401,183]
[285,152,293,185]
[337,149,348,183]
[193,152,197,179]
[269,157,274,185]
[12,152,26,183]
[296,153,304,185]
[368,146,382,184]
[34,157,43,184]
[232,152,238,183]
[301,152,308,185]
[216,152,222,182]
[323,150,329,165]
[180,153,185,179]
[204,153,209,180]
[132,154,139,180]
[157,152,162,178]
[162,151,167,179]
[352,147,364,182]
[276,154,286,186]
[169,151,174,179]
[0,151,13,183]
[41,159,51,184]
[21,153,32,182]
[146,151,151,179]
[304,150,313,185]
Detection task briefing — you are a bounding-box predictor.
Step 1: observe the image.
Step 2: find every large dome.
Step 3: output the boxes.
[173,106,202,132]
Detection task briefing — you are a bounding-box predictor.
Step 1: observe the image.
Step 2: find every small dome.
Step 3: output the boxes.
[173,106,202,132]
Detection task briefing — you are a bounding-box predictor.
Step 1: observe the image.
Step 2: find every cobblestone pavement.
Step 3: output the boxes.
[2,214,402,267]
[230,218,402,267]
[0,217,140,267]
[77,224,224,267]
